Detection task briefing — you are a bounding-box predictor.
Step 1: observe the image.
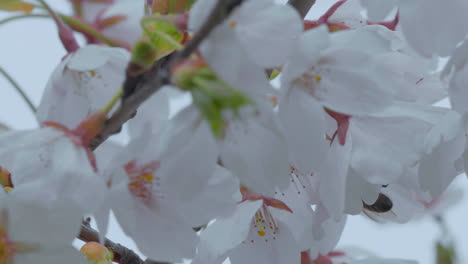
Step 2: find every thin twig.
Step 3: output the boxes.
[0,66,36,113]
[288,0,316,19]
[79,223,145,264]
[79,222,170,264]
[90,0,244,150]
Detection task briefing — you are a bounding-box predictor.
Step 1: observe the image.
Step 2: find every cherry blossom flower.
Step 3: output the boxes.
[0,190,86,264]
[193,198,301,264]
[361,0,468,57]
[94,107,238,262]
[37,45,129,128]
[0,111,108,213]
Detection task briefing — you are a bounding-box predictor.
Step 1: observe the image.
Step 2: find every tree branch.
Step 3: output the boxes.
[79,222,170,264]
[90,0,243,150]
[79,222,144,264]
[288,0,316,19]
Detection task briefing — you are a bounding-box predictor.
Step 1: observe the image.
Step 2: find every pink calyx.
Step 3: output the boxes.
[43,110,107,172]
[325,108,351,146]
[240,185,293,213]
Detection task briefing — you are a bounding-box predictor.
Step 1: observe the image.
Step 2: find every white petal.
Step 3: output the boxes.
[316,49,393,115]
[128,86,171,139]
[399,0,468,57]
[193,200,263,264]
[200,24,272,101]
[278,88,328,176]
[344,169,380,215]
[229,220,300,264]
[67,45,129,71]
[319,136,352,220]
[360,0,398,21]
[236,0,302,67]
[221,114,290,196]
[178,165,239,227]
[349,115,424,184]
[159,118,218,200]
[419,111,465,198]
[281,25,330,85]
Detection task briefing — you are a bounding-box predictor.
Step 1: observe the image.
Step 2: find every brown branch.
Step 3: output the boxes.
[79,222,170,264]
[90,0,244,150]
[288,0,316,19]
[79,222,145,264]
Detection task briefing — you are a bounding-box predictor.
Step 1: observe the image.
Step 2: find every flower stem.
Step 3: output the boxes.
[0,66,36,113]
[102,88,123,114]
[59,15,131,50]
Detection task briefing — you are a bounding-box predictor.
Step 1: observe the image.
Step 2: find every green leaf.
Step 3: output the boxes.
[191,89,224,137]
[131,39,158,70]
[0,0,34,13]
[141,17,183,59]
[436,242,456,264]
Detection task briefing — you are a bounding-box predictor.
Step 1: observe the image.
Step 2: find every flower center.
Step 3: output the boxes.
[229,21,237,28]
[125,160,161,203]
[253,205,278,240]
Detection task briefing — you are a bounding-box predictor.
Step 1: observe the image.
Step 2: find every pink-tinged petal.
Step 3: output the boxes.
[229,220,300,264]
[263,198,293,213]
[236,0,302,67]
[399,0,468,57]
[192,200,263,264]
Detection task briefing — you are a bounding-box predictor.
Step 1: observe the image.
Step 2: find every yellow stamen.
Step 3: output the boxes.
[229,21,237,28]
[314,75,322,83]
[255,212,266,237]
[140,173,154,182]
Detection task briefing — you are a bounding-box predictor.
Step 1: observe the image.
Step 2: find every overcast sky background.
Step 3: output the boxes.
[1,1,468,263]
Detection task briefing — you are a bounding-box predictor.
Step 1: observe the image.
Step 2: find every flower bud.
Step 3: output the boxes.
[80,242,114,264]
[171,58,210,90]
[130,39,158,74]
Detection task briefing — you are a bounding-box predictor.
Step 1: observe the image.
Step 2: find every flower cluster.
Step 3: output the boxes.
[0,0,467,263]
